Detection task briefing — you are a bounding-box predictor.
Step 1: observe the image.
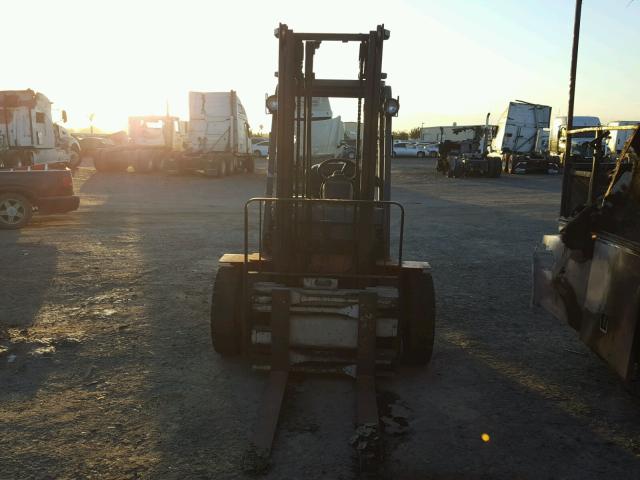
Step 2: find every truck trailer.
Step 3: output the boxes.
[606,120,640,158]
[0,90,80,170]
[487,100,554,174]
[180,90,254,175]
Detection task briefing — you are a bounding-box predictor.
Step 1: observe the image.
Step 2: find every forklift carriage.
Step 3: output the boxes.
[210,24,435,467]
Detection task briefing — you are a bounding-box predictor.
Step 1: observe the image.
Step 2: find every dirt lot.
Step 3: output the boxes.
[2,158,640,480]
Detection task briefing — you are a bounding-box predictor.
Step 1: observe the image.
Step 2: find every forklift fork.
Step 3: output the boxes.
[247,290,381,470]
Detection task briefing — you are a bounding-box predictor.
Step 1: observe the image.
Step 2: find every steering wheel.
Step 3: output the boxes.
[317,158,356,180]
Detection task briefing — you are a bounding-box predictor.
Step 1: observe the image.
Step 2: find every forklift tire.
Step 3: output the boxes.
[402,270,435,365]
[210,265,242,356]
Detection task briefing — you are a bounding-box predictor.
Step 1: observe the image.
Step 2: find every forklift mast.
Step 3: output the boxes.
[265,24,398,275]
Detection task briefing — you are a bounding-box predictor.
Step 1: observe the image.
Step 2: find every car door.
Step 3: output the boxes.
[393,143,407,156]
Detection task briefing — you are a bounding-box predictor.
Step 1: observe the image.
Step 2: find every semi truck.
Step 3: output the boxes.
[437,118,502,178]
[548,115,601,166]
[296,97,345,161]
[180,90,254,175]
[487,100,554,174]
[0,90,80,170]
[93,115,186,172]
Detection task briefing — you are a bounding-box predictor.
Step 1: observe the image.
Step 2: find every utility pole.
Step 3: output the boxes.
[560,0,582,215]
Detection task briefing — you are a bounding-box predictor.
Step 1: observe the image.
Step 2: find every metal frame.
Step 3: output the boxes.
[559,125,639,218]
[244,24,398,469]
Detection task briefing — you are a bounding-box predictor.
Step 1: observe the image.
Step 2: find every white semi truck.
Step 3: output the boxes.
[94,90,254,175]
[487,100,554,174]
[180,90,254,175]
[548,115,601,165]
[297,97,345,160]
[0,89,80,170]
[93,115,187,172]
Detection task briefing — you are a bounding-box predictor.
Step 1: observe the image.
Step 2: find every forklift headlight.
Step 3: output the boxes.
[384,98,399,116]
[266,95,278,114]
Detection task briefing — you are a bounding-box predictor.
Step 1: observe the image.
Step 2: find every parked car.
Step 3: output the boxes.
[253,140,270,157]
[0,170,79,229]
[416,142,439,157]
[392,142,426,157]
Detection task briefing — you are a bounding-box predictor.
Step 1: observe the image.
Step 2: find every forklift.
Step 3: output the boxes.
[210,24,435,470]
[532,0,640,389]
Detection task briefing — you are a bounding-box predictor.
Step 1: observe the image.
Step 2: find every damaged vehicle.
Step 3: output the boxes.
[437,118,501,178]
[533,125,640,385]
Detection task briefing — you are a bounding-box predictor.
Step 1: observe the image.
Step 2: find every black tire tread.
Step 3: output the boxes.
[402,270,436,365]
[210,265,241,355]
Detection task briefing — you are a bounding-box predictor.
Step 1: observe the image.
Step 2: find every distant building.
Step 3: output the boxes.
[420,124,496,144]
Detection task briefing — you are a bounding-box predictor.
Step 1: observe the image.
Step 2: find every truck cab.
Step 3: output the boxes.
[128,116,186,152]
[549,115,601,161]
[0,89,76,169]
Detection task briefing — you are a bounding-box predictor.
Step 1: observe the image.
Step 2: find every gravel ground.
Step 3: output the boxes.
[1,158,640,480]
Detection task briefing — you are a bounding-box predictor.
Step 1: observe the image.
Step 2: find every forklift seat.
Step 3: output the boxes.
[321,172,354,199]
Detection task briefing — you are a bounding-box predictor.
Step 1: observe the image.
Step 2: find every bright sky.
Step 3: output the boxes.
[4,0,638,132]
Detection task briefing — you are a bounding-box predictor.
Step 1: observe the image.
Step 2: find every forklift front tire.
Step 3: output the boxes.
[402,270,436,365]
[210,265,242,356]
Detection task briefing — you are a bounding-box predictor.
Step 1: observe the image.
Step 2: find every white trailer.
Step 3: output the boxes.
[606,120,640,157]
[487,100,554,174]
[182,90,254,175]
[0,90,79,169]
[296,97,345,160]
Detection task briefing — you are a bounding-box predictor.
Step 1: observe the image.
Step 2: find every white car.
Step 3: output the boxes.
[392,142,426,158]
[253,140,270,157]
[417,142,439,157]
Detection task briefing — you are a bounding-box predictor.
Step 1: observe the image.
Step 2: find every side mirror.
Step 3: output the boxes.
[62,110,68,123]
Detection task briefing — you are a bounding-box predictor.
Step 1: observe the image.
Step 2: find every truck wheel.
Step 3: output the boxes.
[153,152,167,171]
[0,193,33,230]
[133,152,154,173]
[417,151,425,158]
[69,148,81,170]
[218,160,227,177]
[210,265,242,355]
[494,159,502,177]
[253,150,262,157]
[401,270,435,365]
[93,150,110,172]
[489,158,501,178]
